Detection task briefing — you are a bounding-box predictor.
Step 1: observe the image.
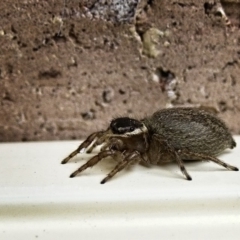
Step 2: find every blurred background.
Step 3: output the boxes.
[0,0,240,142]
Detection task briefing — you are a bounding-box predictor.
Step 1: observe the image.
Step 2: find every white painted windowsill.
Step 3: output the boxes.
[1,137,240,240]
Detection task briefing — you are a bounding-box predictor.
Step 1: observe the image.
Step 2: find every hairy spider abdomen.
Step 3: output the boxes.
[143,108,236,156]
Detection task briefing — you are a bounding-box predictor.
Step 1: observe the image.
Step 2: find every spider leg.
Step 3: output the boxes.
[70,150,116,178]
[100,143,109,152]
[61,131,105,164]
[101,151,141,184]
[174,152,192,180]
[152,134,192,180]
[86,133,109,153]
[180,151,239,171]
[100,138,125,152]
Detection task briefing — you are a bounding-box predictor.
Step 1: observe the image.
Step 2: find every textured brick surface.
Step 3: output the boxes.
[0,0,240,142]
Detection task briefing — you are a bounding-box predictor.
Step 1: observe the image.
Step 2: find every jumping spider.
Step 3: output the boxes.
[61,108,238,184]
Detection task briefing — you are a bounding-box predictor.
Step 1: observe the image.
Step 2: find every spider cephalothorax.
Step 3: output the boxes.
[61,108,238,184]
[110,117,144,135]
[108,117,149,153]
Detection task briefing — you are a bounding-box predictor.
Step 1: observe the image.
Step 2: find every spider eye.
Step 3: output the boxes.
[129,126,134,131]
[110,117,143,134]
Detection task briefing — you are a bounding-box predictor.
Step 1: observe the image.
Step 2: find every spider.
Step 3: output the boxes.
[61,108,238,184]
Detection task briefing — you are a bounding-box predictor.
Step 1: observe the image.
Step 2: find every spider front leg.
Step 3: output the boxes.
[86,132,111,153]
[101,151,141,184]
[100,138,125,152]
[69,149,117,178]
[61,130,106,164]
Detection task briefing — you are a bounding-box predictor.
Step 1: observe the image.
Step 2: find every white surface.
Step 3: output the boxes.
[0,137,240,240]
